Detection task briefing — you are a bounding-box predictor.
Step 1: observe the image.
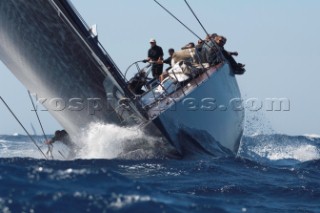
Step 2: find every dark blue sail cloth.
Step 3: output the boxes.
[0,0,144,136]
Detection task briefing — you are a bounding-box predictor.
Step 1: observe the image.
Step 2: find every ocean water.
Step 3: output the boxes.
[0,124,320,213]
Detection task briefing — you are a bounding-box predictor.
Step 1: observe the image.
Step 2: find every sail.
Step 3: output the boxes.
[0,0,141,136]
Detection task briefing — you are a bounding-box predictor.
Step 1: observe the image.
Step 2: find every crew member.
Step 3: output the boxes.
[214,35,245,74]
[160,48,175,82]
[46,130,72,147]
[127,71,147,95]
[143,38,164,79]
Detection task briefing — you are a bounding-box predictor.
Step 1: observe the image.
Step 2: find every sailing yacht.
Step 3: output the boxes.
[0,0,244,156]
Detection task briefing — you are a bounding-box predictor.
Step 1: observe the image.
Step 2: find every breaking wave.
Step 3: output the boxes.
[239,134,320,165]
[74,123,172,160]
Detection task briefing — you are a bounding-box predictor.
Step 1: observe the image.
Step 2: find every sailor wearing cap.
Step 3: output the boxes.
[143,38,164,79]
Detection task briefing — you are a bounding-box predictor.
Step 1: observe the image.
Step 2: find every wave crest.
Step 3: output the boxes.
[239,134,320,165]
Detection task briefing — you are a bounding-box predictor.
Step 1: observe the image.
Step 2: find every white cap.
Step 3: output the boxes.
[149,38,156,43]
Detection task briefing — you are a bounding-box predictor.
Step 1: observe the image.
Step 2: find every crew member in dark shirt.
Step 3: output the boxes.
[163,48,175,70]
[46,130,77,159]
[46,130,72,147]
[127,71,147,95]
[143,38,164,79]
[214,36,245,74]
[160,48,175,82]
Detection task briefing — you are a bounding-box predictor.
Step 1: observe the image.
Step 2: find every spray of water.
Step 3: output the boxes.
[0,123,172,160]
[240,106,320,164]
[73,123,169,160]
[244,108,276,136]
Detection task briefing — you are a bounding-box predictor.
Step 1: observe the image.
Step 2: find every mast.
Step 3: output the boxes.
[52,0,132,97]
[51,0,148,119]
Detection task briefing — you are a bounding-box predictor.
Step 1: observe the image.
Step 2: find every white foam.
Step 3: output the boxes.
[75,123,160,160]
[253,144,320,162]
[304,134,320,139]
[0,123,167,160]
[109,194,152,209]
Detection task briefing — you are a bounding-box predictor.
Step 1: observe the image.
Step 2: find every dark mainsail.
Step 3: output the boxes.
[0,0,144,136]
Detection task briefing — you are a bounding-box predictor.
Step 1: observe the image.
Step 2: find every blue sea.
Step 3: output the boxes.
[1,126,320,213]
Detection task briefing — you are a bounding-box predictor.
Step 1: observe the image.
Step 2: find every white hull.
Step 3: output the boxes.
[147,63,244,155]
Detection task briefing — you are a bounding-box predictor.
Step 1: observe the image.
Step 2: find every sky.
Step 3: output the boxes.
[0,0,320,135]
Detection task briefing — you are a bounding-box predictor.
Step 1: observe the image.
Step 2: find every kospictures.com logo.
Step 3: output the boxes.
[32,96,290,115]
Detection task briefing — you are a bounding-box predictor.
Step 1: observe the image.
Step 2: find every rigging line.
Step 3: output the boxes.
[28,91,66,160]
[184,0,210,37]
[0,96,48,160]
[28,91,49,142]
[28,91,54,160]
[153,0,213,51]
[153,0,202,41]
[183,0,224,61]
